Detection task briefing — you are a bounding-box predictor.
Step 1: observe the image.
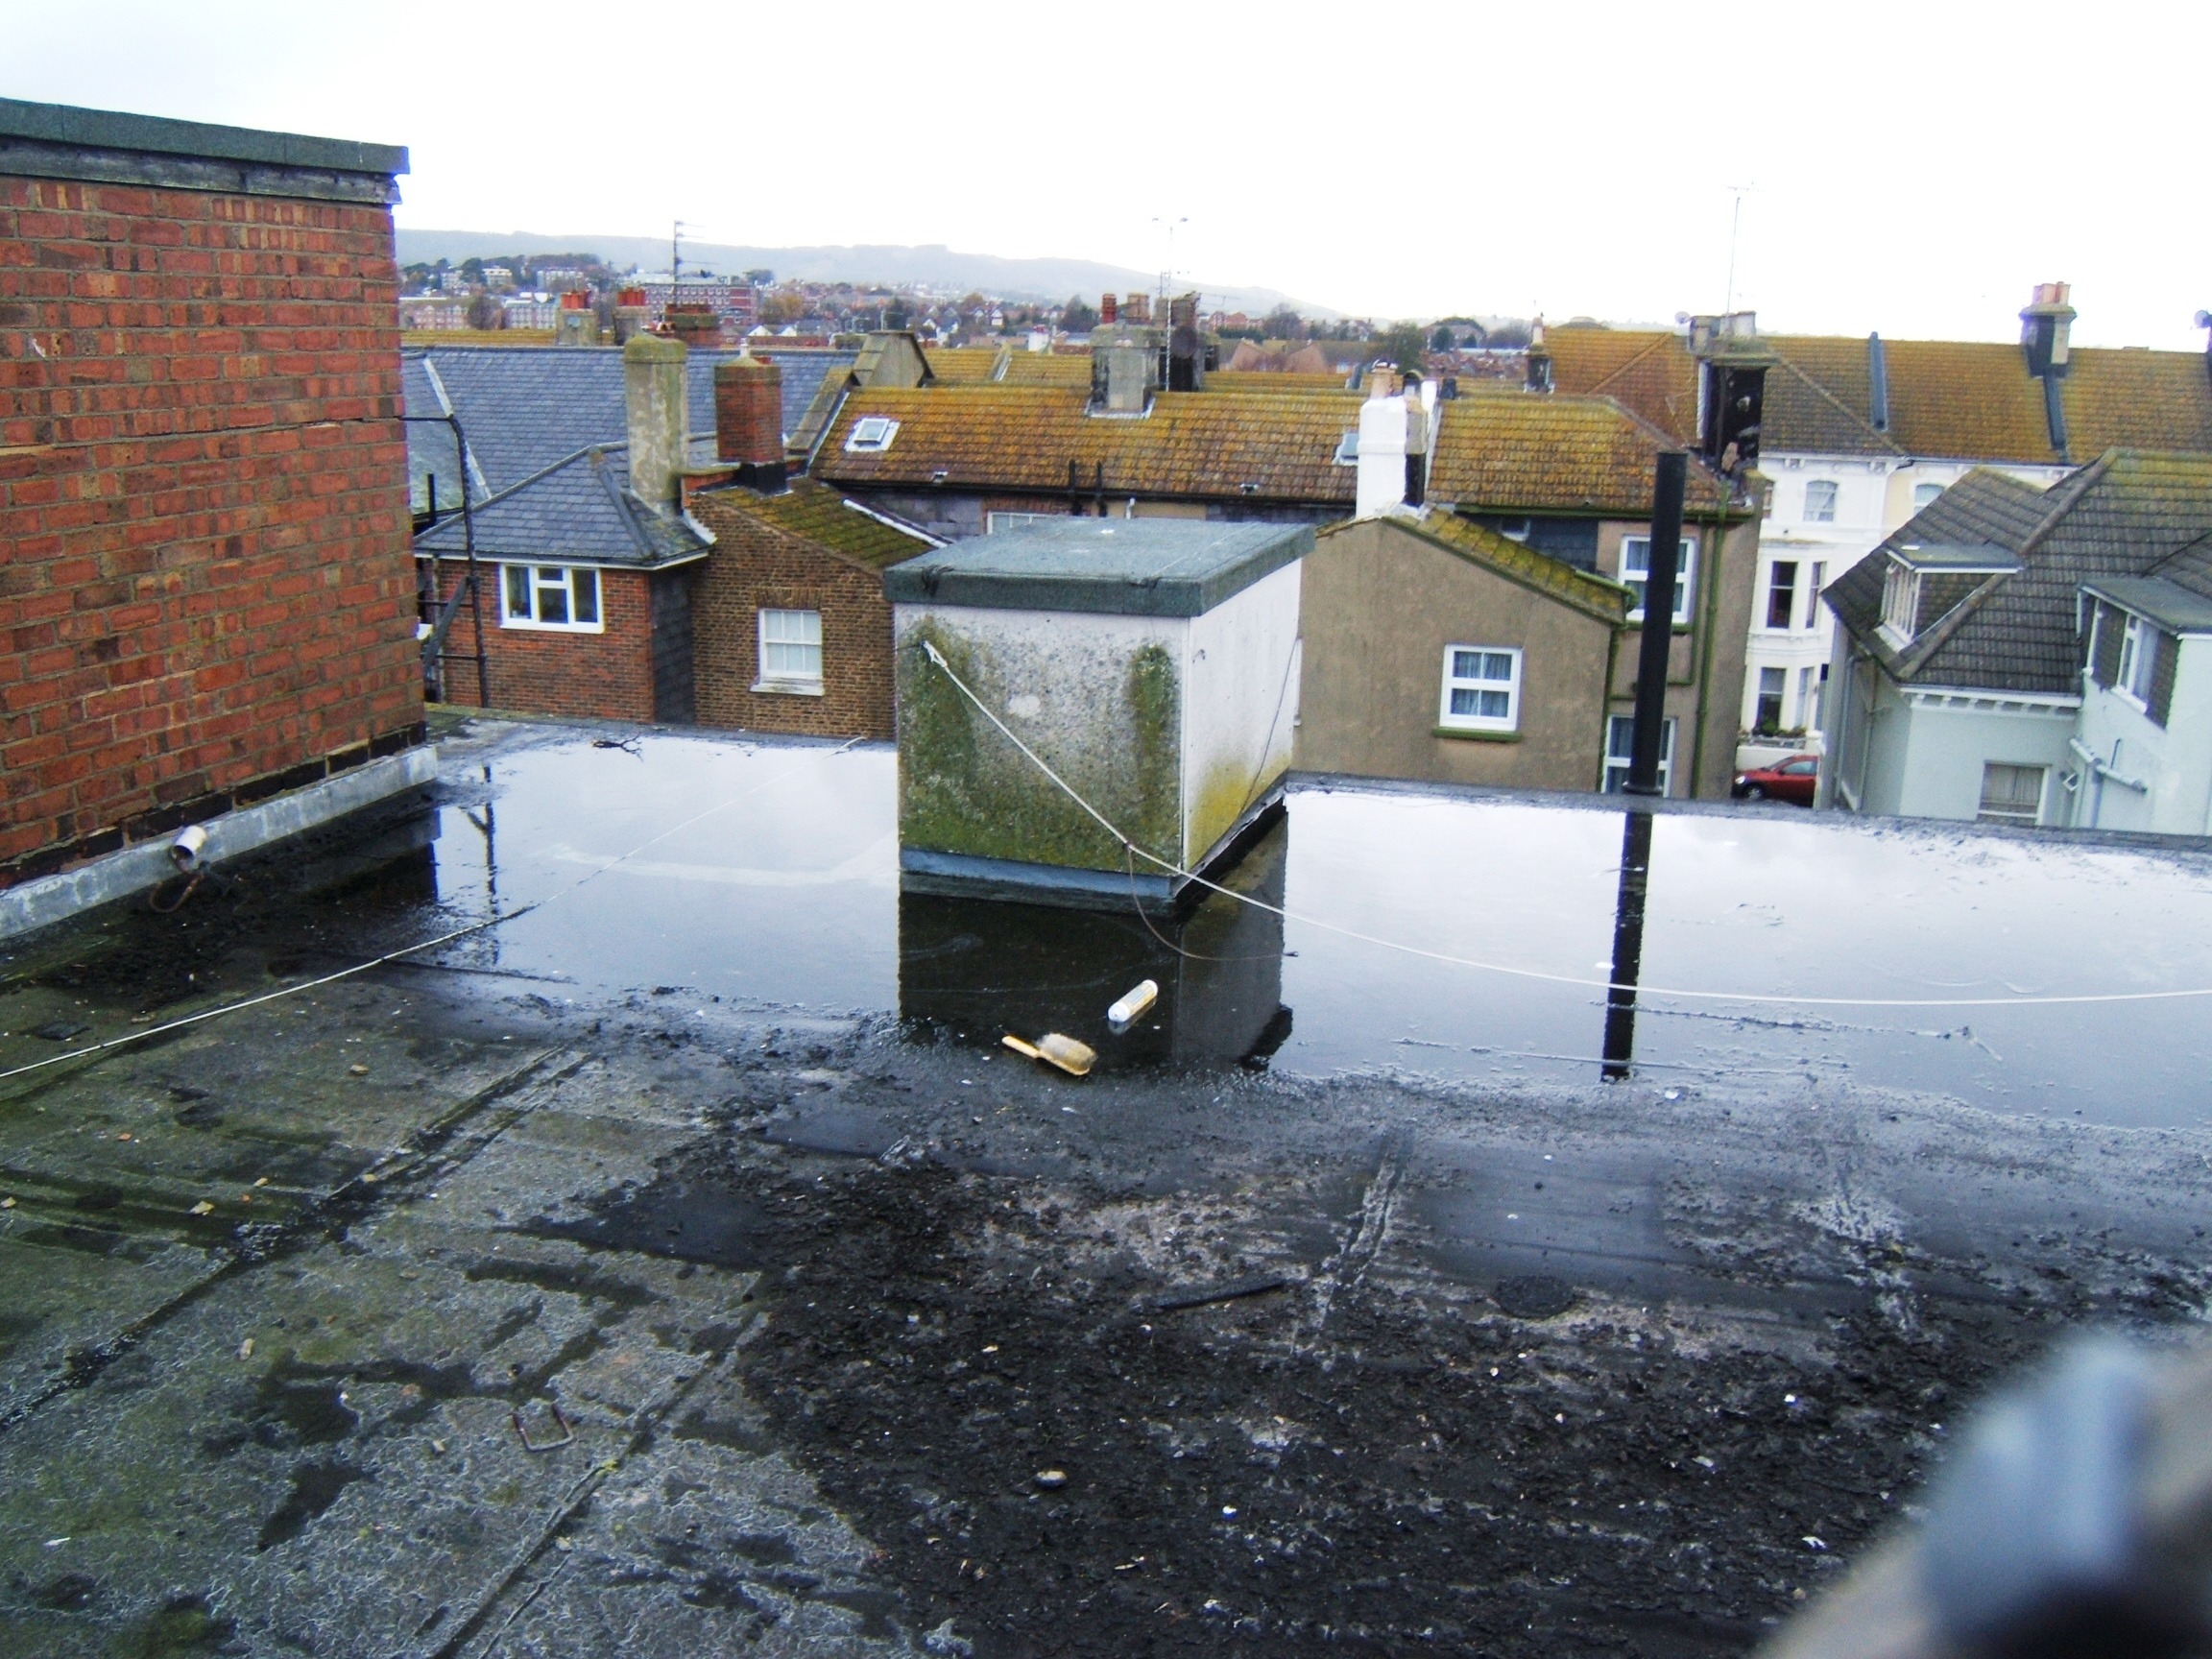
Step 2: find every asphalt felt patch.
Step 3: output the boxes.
[608,1147,2051,1659]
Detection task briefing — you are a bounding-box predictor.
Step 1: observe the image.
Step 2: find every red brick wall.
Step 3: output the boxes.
[0,172,421,880]
[688,498,897,740]
[426,562,661,723]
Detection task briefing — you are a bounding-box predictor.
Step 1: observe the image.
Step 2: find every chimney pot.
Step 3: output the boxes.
[1100,293,1117,325]
[624,332,688,511]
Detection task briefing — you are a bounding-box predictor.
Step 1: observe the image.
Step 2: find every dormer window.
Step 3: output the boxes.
[1878,541,2019,650]
[1333,429,1358,466]
[1881,558,1917,642]
[844,416,899,453]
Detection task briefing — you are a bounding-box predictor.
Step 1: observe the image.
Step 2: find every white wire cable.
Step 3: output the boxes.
[0,738,859,1087]
[917,639,2212,1012]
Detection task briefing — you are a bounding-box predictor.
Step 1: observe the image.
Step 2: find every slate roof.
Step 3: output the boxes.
[1425,390,1737,517]
[1824,451,2212,693]
[691,477,935,571]
[1542,328,2212,465]
[413,445,709,567]
[882,518,1312,617]
[814,386,1361,507]
[402,345,856,507]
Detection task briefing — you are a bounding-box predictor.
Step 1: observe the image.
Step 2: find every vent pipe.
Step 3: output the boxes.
[1867,333,1889,432]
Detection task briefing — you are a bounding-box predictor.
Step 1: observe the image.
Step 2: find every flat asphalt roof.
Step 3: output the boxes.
[882,518,1313,616]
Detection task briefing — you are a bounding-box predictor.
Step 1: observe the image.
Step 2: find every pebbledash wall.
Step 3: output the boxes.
[0,99,421,885]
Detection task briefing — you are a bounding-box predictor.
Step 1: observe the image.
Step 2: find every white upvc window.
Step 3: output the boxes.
[844,416,900,452]
[2114,613,2161,707]
[1602,713,1675,795]
[986,511,1057,533]
[1911,481,1945,512]
[756,608,823,693]
[501,564,602,632]
[1804,479,1839,522]
[1880,560,1917,641]
[1805,561,1826,630]
[1438,646,1521,733]
[1620,534,1696,624]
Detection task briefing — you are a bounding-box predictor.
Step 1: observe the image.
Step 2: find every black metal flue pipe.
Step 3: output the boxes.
[1624,451,1687,797]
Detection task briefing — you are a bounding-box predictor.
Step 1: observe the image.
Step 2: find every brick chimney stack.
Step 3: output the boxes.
[714,349,786,493]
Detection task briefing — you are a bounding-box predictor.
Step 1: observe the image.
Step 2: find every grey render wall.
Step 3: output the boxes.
[1296,517,1619,791]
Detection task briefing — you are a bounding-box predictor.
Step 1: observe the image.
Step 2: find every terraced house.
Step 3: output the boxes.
[1537,287,2212,751]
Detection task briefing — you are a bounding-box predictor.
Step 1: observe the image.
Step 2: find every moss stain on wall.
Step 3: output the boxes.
[899,621,1183,873]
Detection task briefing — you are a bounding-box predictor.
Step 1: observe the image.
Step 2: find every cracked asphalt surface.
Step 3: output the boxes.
[0,721,2206,1657]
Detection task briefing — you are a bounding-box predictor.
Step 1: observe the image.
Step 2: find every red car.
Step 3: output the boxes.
[1732,754,1819,805]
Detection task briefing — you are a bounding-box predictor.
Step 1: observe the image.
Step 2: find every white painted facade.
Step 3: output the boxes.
[1825,649,2080,824]
[2067,637,2212,835]
[1748,453,2069,751]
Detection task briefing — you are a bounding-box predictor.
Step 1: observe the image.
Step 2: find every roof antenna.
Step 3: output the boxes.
[1722,183,1754,317]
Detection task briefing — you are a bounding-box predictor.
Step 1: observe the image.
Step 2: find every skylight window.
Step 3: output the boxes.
[845,417,899,453]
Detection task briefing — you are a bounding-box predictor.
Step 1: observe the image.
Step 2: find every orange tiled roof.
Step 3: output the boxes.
[1544,326,2212,465]
[997,350,1093,387]
[923,347,1004,383]
[815,385,1360,505]
[1209,371,1358,396]
[1426,389,1735,517]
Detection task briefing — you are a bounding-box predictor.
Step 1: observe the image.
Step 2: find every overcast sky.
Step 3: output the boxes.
[5,1,2202,348]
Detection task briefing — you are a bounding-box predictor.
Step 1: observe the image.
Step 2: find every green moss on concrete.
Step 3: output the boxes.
[1186,751,1283,868]
[899,623,1181,873]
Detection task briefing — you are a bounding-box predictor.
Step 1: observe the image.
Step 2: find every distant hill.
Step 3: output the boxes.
[392,229,1334,321]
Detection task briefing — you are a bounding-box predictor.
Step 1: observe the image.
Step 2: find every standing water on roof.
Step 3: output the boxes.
[406,726,2212,1127]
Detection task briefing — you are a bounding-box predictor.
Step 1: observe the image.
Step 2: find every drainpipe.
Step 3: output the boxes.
[1688,507,1725,799]
[1624,452,1687,796]
[2069,736,2147,830]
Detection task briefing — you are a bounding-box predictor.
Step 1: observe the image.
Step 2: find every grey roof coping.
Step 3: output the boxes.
[882,519,1313,617]
[0,96,407,179]
[2080,575,2212,635]
[1890,541,2022,571]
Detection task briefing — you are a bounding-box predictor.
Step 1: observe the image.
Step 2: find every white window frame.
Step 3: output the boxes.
[755,607,824,694]
[1437,645,1521,733]
[499,563,604,633]
[844,416,900,453]
[1766,559,1799,631]
[1911,481,1945,513]
[1880,560,1917,644]
[1602,713,1675,795]
[1805,561,1826,630]
[2109,612,2166,710]
[1803,478,1839,523]
[1620,534,1696,625]
[986,511,1058,534]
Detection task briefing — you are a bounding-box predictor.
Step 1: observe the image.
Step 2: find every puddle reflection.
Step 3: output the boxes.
[367,731,2212,1129]
[899,820,1292,1070]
